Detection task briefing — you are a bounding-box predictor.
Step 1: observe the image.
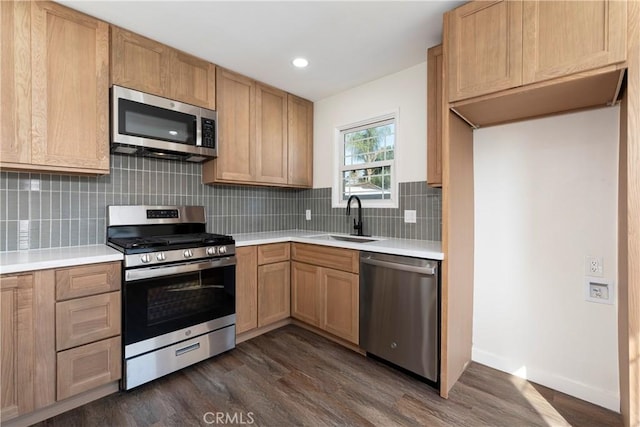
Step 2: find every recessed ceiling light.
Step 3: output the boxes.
[292,57,309,68]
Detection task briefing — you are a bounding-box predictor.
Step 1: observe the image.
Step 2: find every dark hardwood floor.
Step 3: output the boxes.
[36,325,622,426]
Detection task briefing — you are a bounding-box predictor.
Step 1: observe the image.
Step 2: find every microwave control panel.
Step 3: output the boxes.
[201,118,216,148]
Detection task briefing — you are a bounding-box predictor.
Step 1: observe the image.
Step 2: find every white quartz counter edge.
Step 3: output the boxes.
[234,230,444,260]
[0,245,124,275]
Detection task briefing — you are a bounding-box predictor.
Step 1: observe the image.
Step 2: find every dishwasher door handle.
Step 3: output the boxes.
[361,257,436,275]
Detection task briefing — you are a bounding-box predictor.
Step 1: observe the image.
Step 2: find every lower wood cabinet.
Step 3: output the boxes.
[235,243,291,335]
[56,292,121,351]
[290,262,321,327]
[258,261,290,327]
[235,246,258,334]
[291,244,360,345]
[1,274,37,421]
[320,268,359,343]
[0,261,121,424]
[54,262,121,400]
[56,336,121,401]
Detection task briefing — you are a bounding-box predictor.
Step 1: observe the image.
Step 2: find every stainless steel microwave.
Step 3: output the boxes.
[111,85,217,162]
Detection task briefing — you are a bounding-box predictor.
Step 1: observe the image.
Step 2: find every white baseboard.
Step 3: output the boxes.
[472,347,620,413]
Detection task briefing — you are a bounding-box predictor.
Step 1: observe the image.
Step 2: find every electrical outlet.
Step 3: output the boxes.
[404,210,416,223]
[305,209,311,221]
[585,256,604,277]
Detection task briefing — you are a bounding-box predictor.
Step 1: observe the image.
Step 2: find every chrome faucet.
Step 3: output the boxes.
[346,195,364,236]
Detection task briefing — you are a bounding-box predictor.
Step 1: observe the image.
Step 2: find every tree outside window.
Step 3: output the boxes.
[340,117,395,203]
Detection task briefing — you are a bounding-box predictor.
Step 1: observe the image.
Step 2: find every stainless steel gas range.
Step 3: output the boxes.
[106,205,236,390]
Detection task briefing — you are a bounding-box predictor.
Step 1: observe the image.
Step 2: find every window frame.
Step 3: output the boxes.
[333,111,399,208]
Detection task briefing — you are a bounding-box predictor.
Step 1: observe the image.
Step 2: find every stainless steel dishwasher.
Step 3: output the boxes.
[359,251,440,386]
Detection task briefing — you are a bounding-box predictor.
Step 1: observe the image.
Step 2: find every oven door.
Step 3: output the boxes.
[123,257,236,356]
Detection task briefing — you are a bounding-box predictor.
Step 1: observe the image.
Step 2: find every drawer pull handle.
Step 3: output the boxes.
[175,342,200,356]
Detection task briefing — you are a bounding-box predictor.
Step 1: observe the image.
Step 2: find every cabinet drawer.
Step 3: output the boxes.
[56,262,121,300]
[291,243,359,273]
[257,243,290,265]
[56,292,120,351]
[56,336,121,400]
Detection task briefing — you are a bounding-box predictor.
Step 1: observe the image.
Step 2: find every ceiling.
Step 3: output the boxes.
[57,1,464,102]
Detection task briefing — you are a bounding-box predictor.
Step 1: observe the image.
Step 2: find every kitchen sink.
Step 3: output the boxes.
[304,234,382,244]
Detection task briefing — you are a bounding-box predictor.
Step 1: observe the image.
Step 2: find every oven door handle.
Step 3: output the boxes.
[125,256,236,282]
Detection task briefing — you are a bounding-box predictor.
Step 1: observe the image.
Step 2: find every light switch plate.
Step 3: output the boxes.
[305,209,311,221]
[585,277,614,305]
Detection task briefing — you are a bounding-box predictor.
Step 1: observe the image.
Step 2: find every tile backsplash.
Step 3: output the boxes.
[0,155,441,251]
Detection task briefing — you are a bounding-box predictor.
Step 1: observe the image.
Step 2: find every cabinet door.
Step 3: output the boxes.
[210,68,256,182]
[291,262,321,327]
[448,0,523,101]
[168,50,216,109]
[110,26,167,97]
[321,268,359,345]
[57,336,121,400]
[522,0,627,84]
[235,246,258,334]
[30,2,109,173]
[0,0,31,166]
[1,275,34,421]
[287,95,313,187]
[256,84,288,184]
[257,261,291,327]
[427,44,443,187]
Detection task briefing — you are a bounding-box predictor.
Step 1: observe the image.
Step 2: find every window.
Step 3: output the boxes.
[335,114,396,207]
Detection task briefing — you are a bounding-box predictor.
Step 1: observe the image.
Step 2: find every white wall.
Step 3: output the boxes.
[313,62,427,188]
[473,107,620,411]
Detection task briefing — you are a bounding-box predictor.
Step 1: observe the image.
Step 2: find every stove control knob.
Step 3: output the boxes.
[156,252,166,261]
[140,254,151,263]
[183,249,193,259]
[206,247,217,256]
[218,246,227,254]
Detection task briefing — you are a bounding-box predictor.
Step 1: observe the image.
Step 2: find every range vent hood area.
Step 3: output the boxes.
[111,144,211,163]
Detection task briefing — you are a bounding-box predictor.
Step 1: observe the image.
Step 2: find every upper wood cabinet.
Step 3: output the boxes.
[110,26,215,109]
[110,27,165,97]
[448,0,627,103]
[256,84,289,184]
[448,0,523,102]
[427,44,443,187]
[1,1,31,166]
[522,1,626,84]
[1,1,110,175]
[287,95,314,187]
[207,68,256,182]
[203,68,313,188]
